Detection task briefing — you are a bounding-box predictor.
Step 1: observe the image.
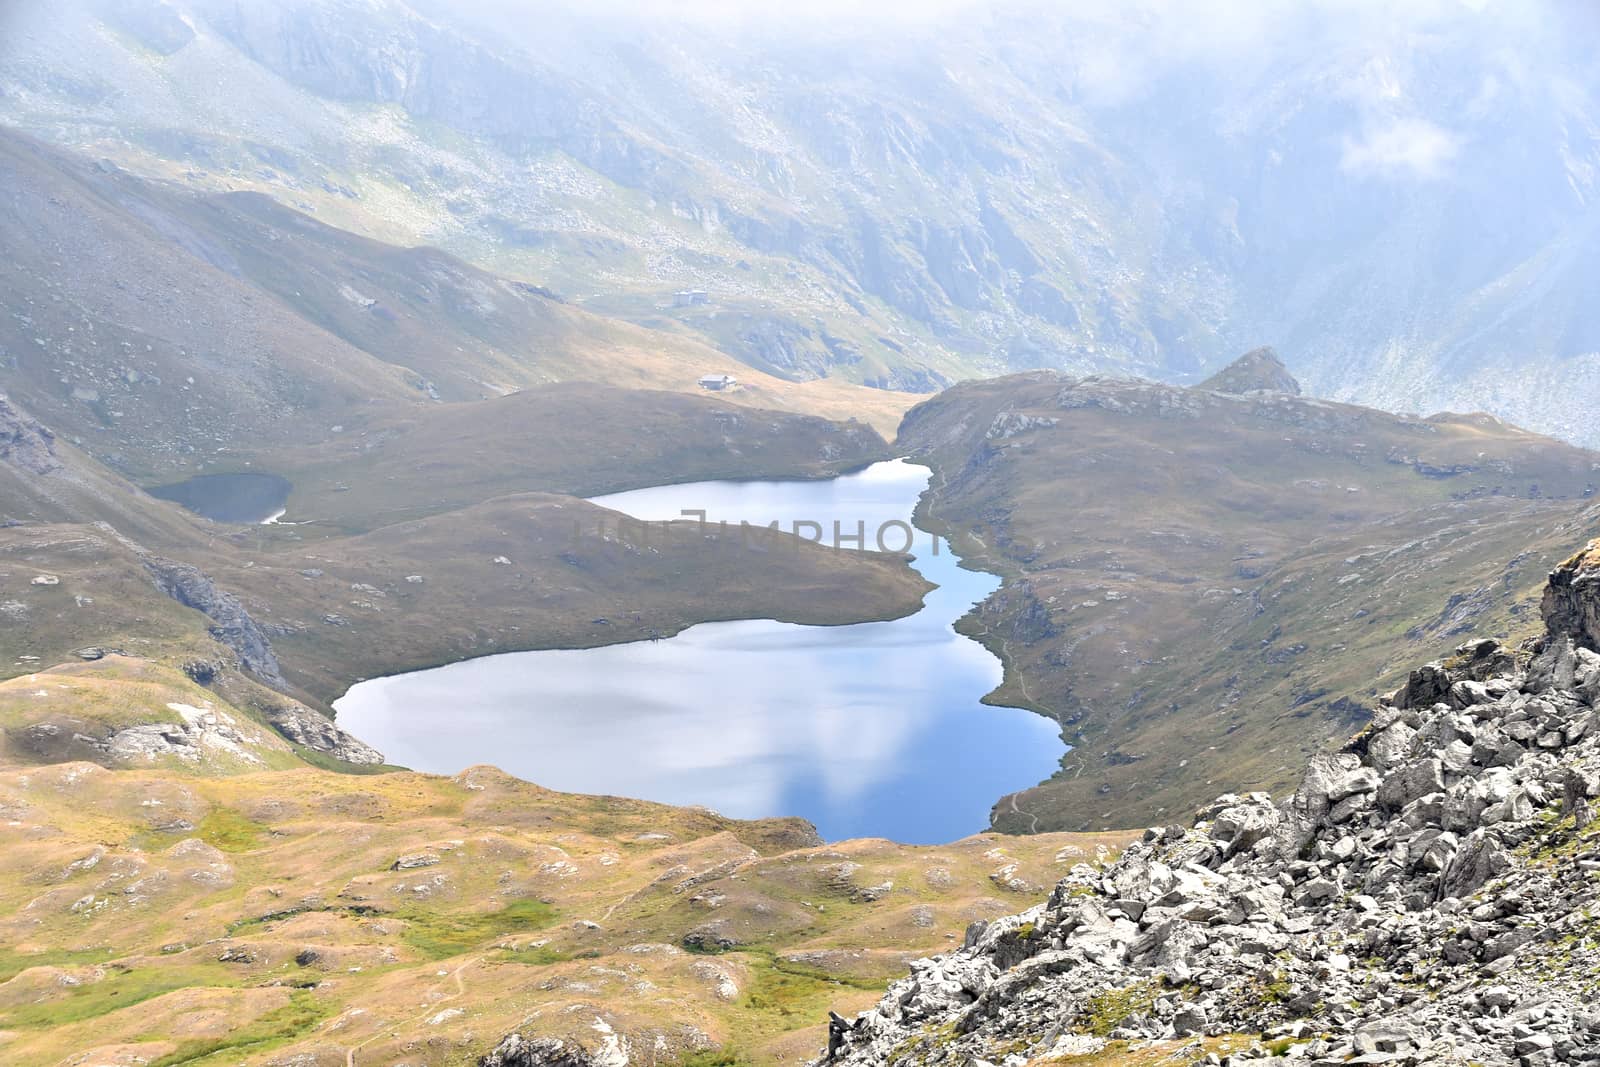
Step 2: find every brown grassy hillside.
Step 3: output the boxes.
[262,381,894,533]
[900,363,1600,830]
[0,127,914,481]
[0,679,1131,1065]
[1,382,928,709]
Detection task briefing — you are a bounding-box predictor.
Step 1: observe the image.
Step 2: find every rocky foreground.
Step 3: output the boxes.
[801,542,1600,1067]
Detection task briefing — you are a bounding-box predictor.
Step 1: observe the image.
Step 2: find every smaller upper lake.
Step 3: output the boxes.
[148,473,292,524]
[334,460,1066,843]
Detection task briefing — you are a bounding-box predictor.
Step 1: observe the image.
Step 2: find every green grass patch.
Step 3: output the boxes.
[490,943,572,967]
[1082,979,1160,1037]
[0,946,115,984]
[285,745,405,775]
[734,951,884,1035]
[744,967,834,1021]
[398,899,558,961]
[145,988,332,1066]
[0,964,230,1029]
[678,1050,750,1067]
[196,808,269,852]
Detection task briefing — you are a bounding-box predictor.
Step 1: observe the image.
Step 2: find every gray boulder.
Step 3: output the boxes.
[480,1036,597,1067]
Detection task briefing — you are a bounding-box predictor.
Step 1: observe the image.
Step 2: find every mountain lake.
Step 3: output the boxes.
[333,459,1066,843]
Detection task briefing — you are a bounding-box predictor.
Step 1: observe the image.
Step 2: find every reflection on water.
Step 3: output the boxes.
[333,460,1065,843]
[148,472,291,524]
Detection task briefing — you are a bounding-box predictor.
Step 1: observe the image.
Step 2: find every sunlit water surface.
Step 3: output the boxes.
[334,459,1064,843]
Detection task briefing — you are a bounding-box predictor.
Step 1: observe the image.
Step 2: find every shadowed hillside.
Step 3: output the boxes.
[1,382,928,711]
[264,381,894,534]
[0,126,915,476]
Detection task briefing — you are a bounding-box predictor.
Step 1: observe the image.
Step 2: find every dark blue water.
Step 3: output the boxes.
[333,460,1065,844]
[148,472,291,524]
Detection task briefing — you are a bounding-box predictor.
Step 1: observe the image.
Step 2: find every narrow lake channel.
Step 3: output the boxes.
[333,459,1065,843]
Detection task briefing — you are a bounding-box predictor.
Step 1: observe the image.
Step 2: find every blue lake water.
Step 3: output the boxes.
[333,459,1065,844]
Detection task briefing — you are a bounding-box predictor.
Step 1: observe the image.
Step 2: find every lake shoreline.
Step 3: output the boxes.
[334,459,1068,844]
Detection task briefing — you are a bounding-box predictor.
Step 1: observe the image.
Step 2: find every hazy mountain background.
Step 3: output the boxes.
[4,0,1600,442]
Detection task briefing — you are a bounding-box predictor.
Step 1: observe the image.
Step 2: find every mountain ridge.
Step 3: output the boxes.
[1197,346,1301,396]
[0,124,916,476]
[898,364,1600,830]
[7,0,1600,443]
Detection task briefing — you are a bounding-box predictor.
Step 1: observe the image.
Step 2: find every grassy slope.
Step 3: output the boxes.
[0,127,915,476]
[0,739,1132,1066]
[0,125,929,719]
[900,372,1600,830]
[0,129,423,479]
[265,381,894,534]
[219,492,931,704]
[0,523,224,675]
[184,190,919,435]
[2,371,926,709]
[0,487,930,710]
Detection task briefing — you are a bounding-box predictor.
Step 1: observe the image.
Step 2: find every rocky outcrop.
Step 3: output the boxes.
[985,411,1060,440]
[12,702,271,769]
[257,701,384,765]
[1199,346,1303,396]
[105,702,266,767]
[90,514,282,685]
[824,541,1600,1067]
[142,555,283,684]
[0,393,61,475]
[1543,544,1600,653]
[480,1035,598,1067]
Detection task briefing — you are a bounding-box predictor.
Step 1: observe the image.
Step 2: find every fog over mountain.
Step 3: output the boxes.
[4,0,1600,441]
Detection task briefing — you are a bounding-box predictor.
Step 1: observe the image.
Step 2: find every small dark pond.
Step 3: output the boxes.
[147,473,292,524]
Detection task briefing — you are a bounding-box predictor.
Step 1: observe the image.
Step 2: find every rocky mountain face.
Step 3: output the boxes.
[5,1,1600,442]
[820,543,1600,1067]
[898,356,1600,831]
[0,393,62,476]
[139,551,284,683]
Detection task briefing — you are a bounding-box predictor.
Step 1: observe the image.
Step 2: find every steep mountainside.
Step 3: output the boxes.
[0,126,914,479]
[899,355,1600,830]
[0,121,929,704]
[821,543,1600,1067]
[5,1,1600,442]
